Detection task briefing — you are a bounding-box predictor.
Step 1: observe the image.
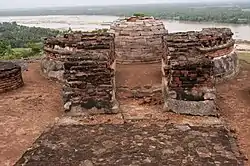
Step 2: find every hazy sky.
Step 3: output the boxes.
[0,0,242,9]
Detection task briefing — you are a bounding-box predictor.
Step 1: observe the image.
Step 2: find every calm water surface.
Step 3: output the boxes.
[0,15,250,40]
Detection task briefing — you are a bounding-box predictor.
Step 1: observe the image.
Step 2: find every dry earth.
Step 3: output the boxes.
[0,62,63,166]
[0,59,250,165]
[217,60,250,165]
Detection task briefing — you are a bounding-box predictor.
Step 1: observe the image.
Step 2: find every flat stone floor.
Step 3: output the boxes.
[15,123,244,166]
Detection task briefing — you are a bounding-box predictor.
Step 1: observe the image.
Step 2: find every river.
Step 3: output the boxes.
[0,15,250,41]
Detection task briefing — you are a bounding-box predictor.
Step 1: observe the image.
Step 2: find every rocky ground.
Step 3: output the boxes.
[1,59,250,165]
[15,124,243,166]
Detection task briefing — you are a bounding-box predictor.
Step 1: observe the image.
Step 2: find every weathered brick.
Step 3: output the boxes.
[0,62,24,93]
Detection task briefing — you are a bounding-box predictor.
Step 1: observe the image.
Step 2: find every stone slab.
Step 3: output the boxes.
[15,124,244,166]
[164,99,218,116]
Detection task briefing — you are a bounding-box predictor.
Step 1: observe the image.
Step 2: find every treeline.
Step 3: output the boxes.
[0,22,61,59]
[155,6,250,24]
[0,3,250,24]
[0,22,61,48]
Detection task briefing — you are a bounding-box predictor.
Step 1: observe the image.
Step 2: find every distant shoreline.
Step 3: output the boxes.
[1,15,250,41]
[0,14,249,25]
[0,2,250,24]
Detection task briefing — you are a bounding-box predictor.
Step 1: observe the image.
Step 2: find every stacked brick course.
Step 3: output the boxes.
[42,35,66,82]
[162,31,217,116]
[0,62,24,93]
[162,28,238,115]
[199,28,239,82]
[42,21,238,116]
[110,16,167,64]
[48,32,119,114]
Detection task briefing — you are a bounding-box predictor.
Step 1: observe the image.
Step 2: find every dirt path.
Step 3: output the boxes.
[0,62,63,166]
[217,61,250,164]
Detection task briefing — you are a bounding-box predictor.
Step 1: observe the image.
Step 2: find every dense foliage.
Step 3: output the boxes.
[133,13,146,17]
[0,22,61,48]
[0,2,250,24]
[0,22,61,59]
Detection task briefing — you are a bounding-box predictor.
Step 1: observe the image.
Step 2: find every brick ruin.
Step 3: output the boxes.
[201,28,239,82]
[44,32,119,114]
[109,16,167,64]
[110,16,167,105]
[42,37,65,82]
[162,31,216,116]
[41,18,239,116]
[0,62,24,93]
[162,28,238,115]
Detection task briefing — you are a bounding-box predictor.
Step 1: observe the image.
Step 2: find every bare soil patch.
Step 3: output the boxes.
[0,62,63,166]
[116,63,162,88]
[217,61,250,164]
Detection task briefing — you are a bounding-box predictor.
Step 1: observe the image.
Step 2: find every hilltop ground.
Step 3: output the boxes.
[0,63,63,165]
[0,53,250,165]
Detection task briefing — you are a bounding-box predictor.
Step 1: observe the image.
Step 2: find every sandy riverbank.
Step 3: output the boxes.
[236,41,250,52]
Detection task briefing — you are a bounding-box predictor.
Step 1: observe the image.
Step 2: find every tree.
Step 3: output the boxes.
[26,42,42,54]
[133,13,146,17]
[0,41,11,57]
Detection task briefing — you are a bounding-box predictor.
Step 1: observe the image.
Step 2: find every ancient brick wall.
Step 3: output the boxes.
[199,28,239,82]
[42,36,66,82]
[48,32,119,115]
[162,31,217,116]
[110,16,167,64]
[0,62,24,93]
[162,28,238,115]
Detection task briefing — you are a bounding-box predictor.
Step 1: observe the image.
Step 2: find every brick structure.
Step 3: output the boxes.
[109,16,167,104]
[162,28,238,116]
[44,32,119,114]
[0,61,24,93]
[42,35,66,82]
[110,16,167,64]
[162,31,217,116]
[199,28,239,82]
[41,20,238,116]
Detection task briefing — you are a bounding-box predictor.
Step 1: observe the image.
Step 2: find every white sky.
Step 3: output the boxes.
[0,0,244,9]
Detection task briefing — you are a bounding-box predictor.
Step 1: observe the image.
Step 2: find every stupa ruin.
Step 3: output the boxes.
[40,16,239,116]
[0,61,24,93]
[109,16,167,64]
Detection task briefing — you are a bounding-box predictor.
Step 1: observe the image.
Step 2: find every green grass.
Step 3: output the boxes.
[0,48,42,60]
[238,52,250,63]
[12,48,31,52]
